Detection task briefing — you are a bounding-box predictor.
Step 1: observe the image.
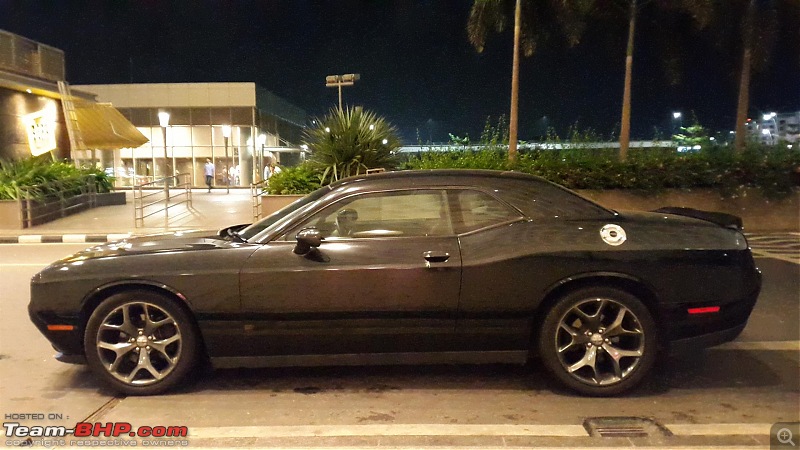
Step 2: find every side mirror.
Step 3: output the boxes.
[219,223,248,238]
[294,228,323,255]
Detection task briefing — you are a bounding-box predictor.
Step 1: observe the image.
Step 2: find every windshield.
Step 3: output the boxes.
[237,187,330,241]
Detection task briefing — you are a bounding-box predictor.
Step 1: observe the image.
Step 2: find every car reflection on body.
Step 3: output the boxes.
[29,170,761,396]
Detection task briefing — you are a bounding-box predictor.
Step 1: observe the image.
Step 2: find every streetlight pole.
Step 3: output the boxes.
[325,74,360,110]
[158,111,170,212]
[257,134,267,181]
[222,125,231,194]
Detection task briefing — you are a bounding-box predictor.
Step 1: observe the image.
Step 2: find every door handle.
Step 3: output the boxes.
[423,251,450,263]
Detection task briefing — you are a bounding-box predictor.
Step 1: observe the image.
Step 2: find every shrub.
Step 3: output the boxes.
[306,107,400,184]
[0,156,114,200]
[264,163,322,195]
[404,144,800,199]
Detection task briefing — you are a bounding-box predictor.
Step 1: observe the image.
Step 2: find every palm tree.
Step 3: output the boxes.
[721,0,793,153]
[609,0,713,160]
[467,0,592,163]
[305,107,400,184]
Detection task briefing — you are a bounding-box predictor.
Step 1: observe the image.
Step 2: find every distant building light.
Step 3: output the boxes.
[692,145,701,150]
[382,139,388,145]
[325,127,331,133]
[709,137,715,141]
[761,129,770,135]
[673,112,682,119]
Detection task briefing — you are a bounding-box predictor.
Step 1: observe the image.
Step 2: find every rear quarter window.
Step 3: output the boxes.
[498,179,612,219]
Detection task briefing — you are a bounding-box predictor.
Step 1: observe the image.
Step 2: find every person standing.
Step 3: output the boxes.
[263,160,282,184]
[204,158,214,192]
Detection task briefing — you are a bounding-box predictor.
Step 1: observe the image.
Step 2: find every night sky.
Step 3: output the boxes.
[2,1,798,143]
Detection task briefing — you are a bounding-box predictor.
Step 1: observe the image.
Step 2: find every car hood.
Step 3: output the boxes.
[62,229,236,261]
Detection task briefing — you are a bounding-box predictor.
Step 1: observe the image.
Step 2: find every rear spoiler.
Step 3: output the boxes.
[653,207,744,231]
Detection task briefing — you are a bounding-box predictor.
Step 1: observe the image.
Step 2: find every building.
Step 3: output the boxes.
[1,29,148,165]
[74,83,308,188]
[746,111,800,145]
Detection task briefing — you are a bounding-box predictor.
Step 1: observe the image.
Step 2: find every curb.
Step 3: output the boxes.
[0,233,132,244]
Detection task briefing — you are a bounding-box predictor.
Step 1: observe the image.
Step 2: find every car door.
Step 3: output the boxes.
[447,189,533,353]
[236,189,462,359]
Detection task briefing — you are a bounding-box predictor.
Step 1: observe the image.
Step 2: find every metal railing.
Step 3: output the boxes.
[17,176,97,228]
[133,173,192,228]
[250,180,268,221]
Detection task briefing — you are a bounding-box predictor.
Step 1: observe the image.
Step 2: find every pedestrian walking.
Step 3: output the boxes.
[204,158,214,192]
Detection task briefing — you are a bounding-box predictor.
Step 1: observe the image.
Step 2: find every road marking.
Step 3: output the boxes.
[753,251,800,265]
[187,422,779,439]
[189,424,588,438]
[712,340,800,351]
[178,442,766,450]
[667,423,772,436]
[179,447,763,450]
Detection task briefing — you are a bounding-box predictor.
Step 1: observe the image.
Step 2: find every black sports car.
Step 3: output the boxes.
[29,170,761,396]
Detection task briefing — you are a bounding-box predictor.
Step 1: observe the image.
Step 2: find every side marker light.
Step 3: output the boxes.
[688,306,720,315]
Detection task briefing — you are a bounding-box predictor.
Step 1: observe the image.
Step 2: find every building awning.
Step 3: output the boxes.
[73,102,149,150]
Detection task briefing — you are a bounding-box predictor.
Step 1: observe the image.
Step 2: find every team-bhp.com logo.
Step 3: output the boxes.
[4,421,188,438]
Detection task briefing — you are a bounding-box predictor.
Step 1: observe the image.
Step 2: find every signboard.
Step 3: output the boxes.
[22,104,58,156]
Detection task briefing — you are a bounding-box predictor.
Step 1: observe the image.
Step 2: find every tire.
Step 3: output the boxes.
[84,290,199,395]
[537,287,657,396]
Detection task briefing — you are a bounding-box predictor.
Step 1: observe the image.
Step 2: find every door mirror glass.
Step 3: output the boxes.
[294,227,323,255]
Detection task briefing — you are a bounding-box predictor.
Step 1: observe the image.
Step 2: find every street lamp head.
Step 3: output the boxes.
[672,112,682,119]
[158,111,170,127]
[222,125,231,138]
[763,112,777,121]
[325,127,331,133]
[341,73,360,83]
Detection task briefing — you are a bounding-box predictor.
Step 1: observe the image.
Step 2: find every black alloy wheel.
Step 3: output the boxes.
[84,290,199,395]
[538,287,658,396]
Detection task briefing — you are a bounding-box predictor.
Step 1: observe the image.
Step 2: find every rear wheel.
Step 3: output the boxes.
[84,290,198,395]
[538,287,657,396]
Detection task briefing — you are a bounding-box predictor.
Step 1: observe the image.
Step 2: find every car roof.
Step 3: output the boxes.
[329,169,553,189]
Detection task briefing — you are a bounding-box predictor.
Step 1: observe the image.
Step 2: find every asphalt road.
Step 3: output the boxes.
[0,244,798,449]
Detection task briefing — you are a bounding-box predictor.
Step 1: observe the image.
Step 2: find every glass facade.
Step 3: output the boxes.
[105,107,295,189]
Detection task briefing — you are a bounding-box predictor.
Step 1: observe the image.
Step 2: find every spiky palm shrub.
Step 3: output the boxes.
[306,107,400,184]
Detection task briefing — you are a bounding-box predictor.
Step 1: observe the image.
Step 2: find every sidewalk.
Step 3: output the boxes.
[0,189,257,244]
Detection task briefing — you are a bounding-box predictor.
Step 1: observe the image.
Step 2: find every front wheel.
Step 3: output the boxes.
[84,290,199,395]
[538,287,658,396]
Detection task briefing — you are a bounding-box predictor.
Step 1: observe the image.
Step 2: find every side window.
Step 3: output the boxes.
[451,190,521,234]
[285,190,453,239]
